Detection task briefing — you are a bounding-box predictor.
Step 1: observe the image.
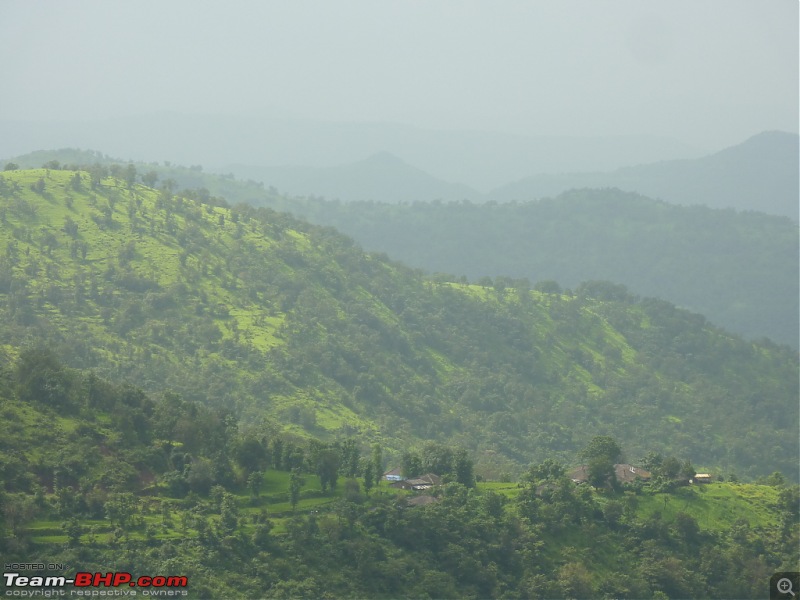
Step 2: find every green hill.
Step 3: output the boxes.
[269,188,800,348]
[6,149,797,348]
[0,167,797,480]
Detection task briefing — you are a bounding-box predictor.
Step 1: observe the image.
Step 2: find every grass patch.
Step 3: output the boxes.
[635,483,781,531]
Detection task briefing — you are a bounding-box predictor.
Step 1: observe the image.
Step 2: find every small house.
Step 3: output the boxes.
[614,464,652,484]
[567,464,651,485]
[691,473,712,484]
[383,467,403,482]
[387,472,442,491]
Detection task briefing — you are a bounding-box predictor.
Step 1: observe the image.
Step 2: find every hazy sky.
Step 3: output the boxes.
[0,1,797,149]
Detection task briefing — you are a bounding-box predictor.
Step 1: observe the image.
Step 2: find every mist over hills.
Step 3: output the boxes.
[228,152,482,203]
[489,131,799,220]
[0,113,699,191]
[3,121,793,217]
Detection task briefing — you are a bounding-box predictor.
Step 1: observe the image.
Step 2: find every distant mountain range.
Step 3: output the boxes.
[489,131,799,220]
[0,113,698,190]
[2,115,794,217]
[228,151,481,203]
[231,130,797,220]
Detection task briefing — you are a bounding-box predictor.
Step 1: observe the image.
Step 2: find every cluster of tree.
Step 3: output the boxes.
[0,298,795,600]
[401,442,475,487]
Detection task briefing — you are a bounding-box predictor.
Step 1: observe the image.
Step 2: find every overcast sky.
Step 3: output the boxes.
[0,1,797,150]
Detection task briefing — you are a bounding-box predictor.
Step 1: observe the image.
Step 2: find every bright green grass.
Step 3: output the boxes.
[477,481,523,499]
[635,482,781,531]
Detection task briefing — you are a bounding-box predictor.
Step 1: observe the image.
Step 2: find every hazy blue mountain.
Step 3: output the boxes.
[0,113,699,191]
[227,152,481,203]
[489,131,799,220]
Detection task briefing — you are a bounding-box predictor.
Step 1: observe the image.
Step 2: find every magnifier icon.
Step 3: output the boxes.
[778,578,796,597]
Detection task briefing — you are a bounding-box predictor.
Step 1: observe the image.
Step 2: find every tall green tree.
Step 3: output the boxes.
[289,468,302,512]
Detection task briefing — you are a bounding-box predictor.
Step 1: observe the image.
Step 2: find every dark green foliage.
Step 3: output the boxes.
[289,468,302,511]
[259,188,799,348]
[0,357,795,598]
[14,346,75,409]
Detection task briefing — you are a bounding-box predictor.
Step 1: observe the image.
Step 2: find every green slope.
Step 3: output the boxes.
[7,148,797,348]
[0,168,797,480]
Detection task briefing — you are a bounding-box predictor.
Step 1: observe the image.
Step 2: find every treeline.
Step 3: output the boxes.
[1,347,410,499]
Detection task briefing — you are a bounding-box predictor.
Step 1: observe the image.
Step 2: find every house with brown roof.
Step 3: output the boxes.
[614,464,652,484]
[568,464,651,485]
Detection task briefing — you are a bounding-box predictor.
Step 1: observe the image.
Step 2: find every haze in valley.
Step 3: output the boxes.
[0,1,796,190]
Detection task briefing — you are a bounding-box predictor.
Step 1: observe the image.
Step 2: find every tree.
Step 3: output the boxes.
[115,163,136,188]
[587,457,617,489]
[316,448,340,493]
[420,442,454,476]
[453,448,475,487]
[534,280,562,295]
[4,162,19,171]
[70,172,83,191]
[219,492,239,536]
[248,471,262,498]
[363,461,374,496]
[370,443,382,488]
[141,170,159,188]
[186,458,214,494]
[235,436,267,475]
[289,468,302,511]
[15,347,73,408]
[579,436,622,489]
[525,459,565,483]
[402,451,422,478]
[340,438,360,477]
[578,436,622,464]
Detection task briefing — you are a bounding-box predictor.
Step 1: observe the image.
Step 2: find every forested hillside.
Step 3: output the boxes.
[1,356,797,599]
[267,189,800,348]
[7,150,797,348]
[0,167,797,481]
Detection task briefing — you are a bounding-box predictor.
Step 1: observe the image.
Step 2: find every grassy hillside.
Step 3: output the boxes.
[6,149,797,348]
[0,168,797,481]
